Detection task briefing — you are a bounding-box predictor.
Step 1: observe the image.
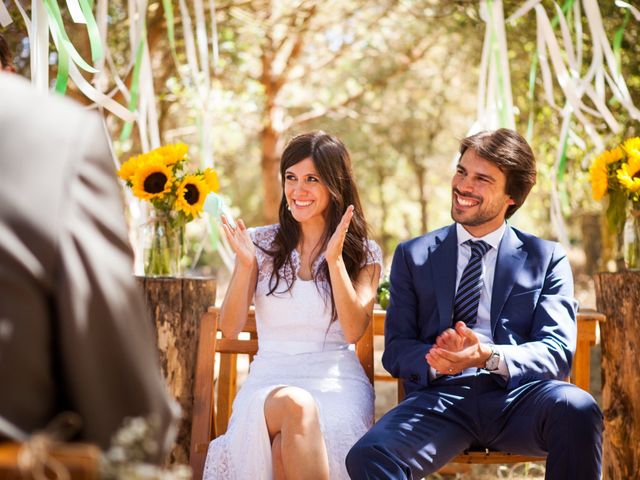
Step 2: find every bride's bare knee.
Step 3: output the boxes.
[264,386,320,436]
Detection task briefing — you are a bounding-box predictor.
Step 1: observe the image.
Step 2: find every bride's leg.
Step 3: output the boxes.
[264,386,329,480]
[272,433,285,480]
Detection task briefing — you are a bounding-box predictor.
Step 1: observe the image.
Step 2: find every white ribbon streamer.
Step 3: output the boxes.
[92,0,108,90]
[209,0,219,75]
[615,1,640,21]
[31,0,49,92]
[141,41,160,148]
[194,0,210,91]
[179,0,205,100]
[474,0,515,131]
[0,2,12,27]
[65,0,86,24]
[506,0,541,23]
[68,61,137,121]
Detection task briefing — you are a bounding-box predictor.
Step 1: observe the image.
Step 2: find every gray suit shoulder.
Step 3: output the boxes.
[0,73,101,141]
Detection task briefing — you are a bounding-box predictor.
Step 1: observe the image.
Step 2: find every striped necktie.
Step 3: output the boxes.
[453,240,491,327]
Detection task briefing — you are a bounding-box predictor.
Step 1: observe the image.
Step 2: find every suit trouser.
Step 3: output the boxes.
[346,371,603,480]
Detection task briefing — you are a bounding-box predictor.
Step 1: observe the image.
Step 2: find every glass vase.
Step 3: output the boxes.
[143,211,184,277]
[623,208,640,270]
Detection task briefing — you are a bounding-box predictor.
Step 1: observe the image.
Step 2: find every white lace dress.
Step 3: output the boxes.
[203,224,382,480]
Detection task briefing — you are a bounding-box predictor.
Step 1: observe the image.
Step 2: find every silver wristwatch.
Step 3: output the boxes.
[484,346,500,372]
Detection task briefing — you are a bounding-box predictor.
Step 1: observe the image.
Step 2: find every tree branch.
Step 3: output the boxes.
[287,35,441,128]
[288,2,396,82]
[271,4,318,92]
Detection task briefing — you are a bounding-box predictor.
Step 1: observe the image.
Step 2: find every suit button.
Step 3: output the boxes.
[409,374,419,382]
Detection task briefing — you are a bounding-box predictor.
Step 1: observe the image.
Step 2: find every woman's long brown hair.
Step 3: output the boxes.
[262,131,371,320]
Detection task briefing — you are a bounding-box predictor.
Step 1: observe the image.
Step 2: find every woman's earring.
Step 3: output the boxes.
[286,204,291,211]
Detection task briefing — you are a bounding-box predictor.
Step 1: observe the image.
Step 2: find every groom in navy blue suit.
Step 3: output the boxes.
[346,129,603,479]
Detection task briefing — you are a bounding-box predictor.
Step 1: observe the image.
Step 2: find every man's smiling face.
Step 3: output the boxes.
[451,148,515,237]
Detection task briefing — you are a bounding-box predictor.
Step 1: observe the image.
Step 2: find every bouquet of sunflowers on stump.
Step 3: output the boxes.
[118,143,220,276]
[589,137,640,269]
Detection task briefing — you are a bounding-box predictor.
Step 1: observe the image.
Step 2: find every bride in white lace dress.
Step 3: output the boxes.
[203,132,382,480]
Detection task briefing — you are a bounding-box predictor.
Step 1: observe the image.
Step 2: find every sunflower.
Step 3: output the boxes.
[589,147,623,201]
[204,168,220,193]
[622,137,640,159]
[176,174,209,217]
[118,155,141,183]
[154,143,189,166]
[131,157,174,201]
[617,154,640,193]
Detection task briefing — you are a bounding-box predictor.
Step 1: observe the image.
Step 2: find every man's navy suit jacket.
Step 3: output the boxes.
[382,223,578,395]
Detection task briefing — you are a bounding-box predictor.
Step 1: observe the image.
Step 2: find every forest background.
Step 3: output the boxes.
[2,0,639,309]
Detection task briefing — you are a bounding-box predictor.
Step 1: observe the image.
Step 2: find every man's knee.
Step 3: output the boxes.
[549,384,603,434]
[346,432,414,479]
[346,435,375,474]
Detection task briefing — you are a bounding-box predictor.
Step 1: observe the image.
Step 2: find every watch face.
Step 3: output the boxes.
[486,352,500,371]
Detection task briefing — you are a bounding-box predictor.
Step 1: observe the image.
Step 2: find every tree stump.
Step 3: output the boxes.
[594,272,640,479]
[137,276,216,466]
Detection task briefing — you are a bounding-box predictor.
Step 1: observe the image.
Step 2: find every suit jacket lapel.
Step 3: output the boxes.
[430,225,458,333]
[491,225,526,332]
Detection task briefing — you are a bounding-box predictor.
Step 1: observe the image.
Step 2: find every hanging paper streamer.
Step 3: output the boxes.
[473,0,515,132]
[65,0,85,23]
[0,3,12,27]
[204,193,236,272]
[470,0,640,248]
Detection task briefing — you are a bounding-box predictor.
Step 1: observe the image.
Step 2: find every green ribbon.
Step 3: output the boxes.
[162,0,177,52]
[613,9,630,77]
[54,41,70,93]
[78,0,104,62]
[120,36,146,142]
[43,0,98,74]
[43,0,104,94]
[556,119,570,182]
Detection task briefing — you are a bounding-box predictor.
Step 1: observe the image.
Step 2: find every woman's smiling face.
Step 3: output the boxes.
[284,157,331,226]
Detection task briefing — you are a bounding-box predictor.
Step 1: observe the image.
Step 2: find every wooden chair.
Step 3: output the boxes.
[189,306,375,479]
[372,308,604,465]
[190,305,603,477]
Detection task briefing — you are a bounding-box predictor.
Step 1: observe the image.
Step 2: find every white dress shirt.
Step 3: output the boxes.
[429,222,510,380]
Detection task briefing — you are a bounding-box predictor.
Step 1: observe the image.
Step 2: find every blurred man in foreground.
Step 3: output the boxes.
[0,72,179,462]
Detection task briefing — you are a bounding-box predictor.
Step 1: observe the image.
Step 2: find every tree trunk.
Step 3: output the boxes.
[416,164,428,234]
[137,276,217,466]
[580,213,602,275]
[375,165,391,256]
[260,123,282,224]
[594,272,640,480]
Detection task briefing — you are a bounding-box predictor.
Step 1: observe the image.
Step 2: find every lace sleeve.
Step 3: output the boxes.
[248,224,278,277]
[363,239,383,270]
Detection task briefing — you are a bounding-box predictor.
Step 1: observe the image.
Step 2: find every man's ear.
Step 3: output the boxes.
[507,196,516,206]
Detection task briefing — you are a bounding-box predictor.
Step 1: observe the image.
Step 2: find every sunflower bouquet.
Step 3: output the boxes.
[118,143,219,276]
[589,137,640,268]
